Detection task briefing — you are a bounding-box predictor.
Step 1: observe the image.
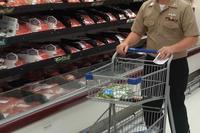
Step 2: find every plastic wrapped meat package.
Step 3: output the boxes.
[16,21,32,36]
[81,0,94,2]
[6,0,29,6]
[64,45,81,54]
[7,0,46,6]
[39,16,65,30]
[88,9,117,22]
[38,44,66,58]
[3,52,26,69]
[0,0,6,5]
[75,14,95,25]
[74,41,94,50]
[22,83,66,100]
[18,48,50,63]
[62,17,82,28]
[45,0,62,3]
[104,12,117,22]
[20,17,49,33]
[66,0,80,3]
[87,39,105,47]
[123,9,136,19]
[0,97,40,119]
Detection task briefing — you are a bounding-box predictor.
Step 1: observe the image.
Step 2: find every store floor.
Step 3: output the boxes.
[166,87,200,133]
[14,87,200,133]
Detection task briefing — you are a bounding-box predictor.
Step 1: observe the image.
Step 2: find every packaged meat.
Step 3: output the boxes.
[4,53,26,69]
[46,0,62,3]
[74,41,93,50]
[16,21,32,36]
[81,0,94,2]
[7,0,46,6]
[75,14,95,25]
[24,83,65,100]
[92,15,106,24]
[0,97,40,118]
[18,48,49,63]
[0,0,6,6]
[63,74,76,81]
[84,39,105,47]
[66,0,80,3]
[64,45,80,54]
[61,16,82,28]
[7,0,28,6]
[25,18,49,32]
[123,9,136,19]
[104,13,117,22]
[87,34,116,45]
[40,16,65,30]
[41,44,66,57]
[87,9,115,22]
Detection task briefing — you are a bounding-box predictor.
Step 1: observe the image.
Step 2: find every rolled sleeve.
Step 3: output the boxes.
[182,5,199,37]
[131,3,146,36]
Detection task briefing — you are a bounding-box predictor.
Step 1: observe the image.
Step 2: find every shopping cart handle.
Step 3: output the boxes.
[85,72,93,80]
[128,48,158,54]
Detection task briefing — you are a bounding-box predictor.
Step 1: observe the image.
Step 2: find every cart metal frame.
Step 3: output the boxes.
[85,48,176,133]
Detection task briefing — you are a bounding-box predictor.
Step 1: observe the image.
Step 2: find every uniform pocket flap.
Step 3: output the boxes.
[144,20,155,27]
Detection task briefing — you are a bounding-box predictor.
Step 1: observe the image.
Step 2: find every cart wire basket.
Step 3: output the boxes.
[87,105,165,133]
[85,48,176,133]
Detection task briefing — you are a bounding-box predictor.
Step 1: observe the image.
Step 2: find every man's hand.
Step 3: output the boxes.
[116,42,129,56]
[158,46,174,59]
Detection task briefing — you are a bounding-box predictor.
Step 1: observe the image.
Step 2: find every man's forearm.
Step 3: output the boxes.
[123,32,142,47]
[171,36,199,53]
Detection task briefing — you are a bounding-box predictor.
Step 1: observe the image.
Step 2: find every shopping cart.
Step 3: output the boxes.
[85,48,175,133]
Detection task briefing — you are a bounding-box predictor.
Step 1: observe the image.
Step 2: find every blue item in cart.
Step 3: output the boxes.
[103,89,113,95]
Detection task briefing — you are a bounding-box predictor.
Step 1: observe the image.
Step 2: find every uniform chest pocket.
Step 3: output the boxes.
[163,21,179,29]
[144,20,155,27]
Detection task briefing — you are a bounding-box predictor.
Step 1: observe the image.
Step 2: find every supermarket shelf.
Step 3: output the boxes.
[0,43,118,79]
[0,0,143,15]
[0,19,133,46]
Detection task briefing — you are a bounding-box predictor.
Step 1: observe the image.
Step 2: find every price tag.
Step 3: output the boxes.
[0,7,14,14]
[0,38,6,46]
[54,55,71,64]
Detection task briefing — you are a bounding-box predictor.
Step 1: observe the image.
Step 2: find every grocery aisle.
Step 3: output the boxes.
[166,87,200,133]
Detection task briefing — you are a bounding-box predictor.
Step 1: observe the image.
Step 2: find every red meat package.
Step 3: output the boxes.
[24,83,65,100]
[123,9,136,19]
[0,97,40,118]
[65,45,80,54]
[105,13,117,22]
[74,41,93,50]
[16,21,32,36]
[7,0,46,6]
[41,44,66,57]
[40,16,65,30]
[81,0,94,2]
[24,18,49,32]
[0,0,6,5]
[45,0,62,3]
[68,18,82,28]
[7,0,28,6]
[78,14,95,25]
[18,48,49,63]
[4,53,26,69]
[66,0,80,3]
[95,16,106,24]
